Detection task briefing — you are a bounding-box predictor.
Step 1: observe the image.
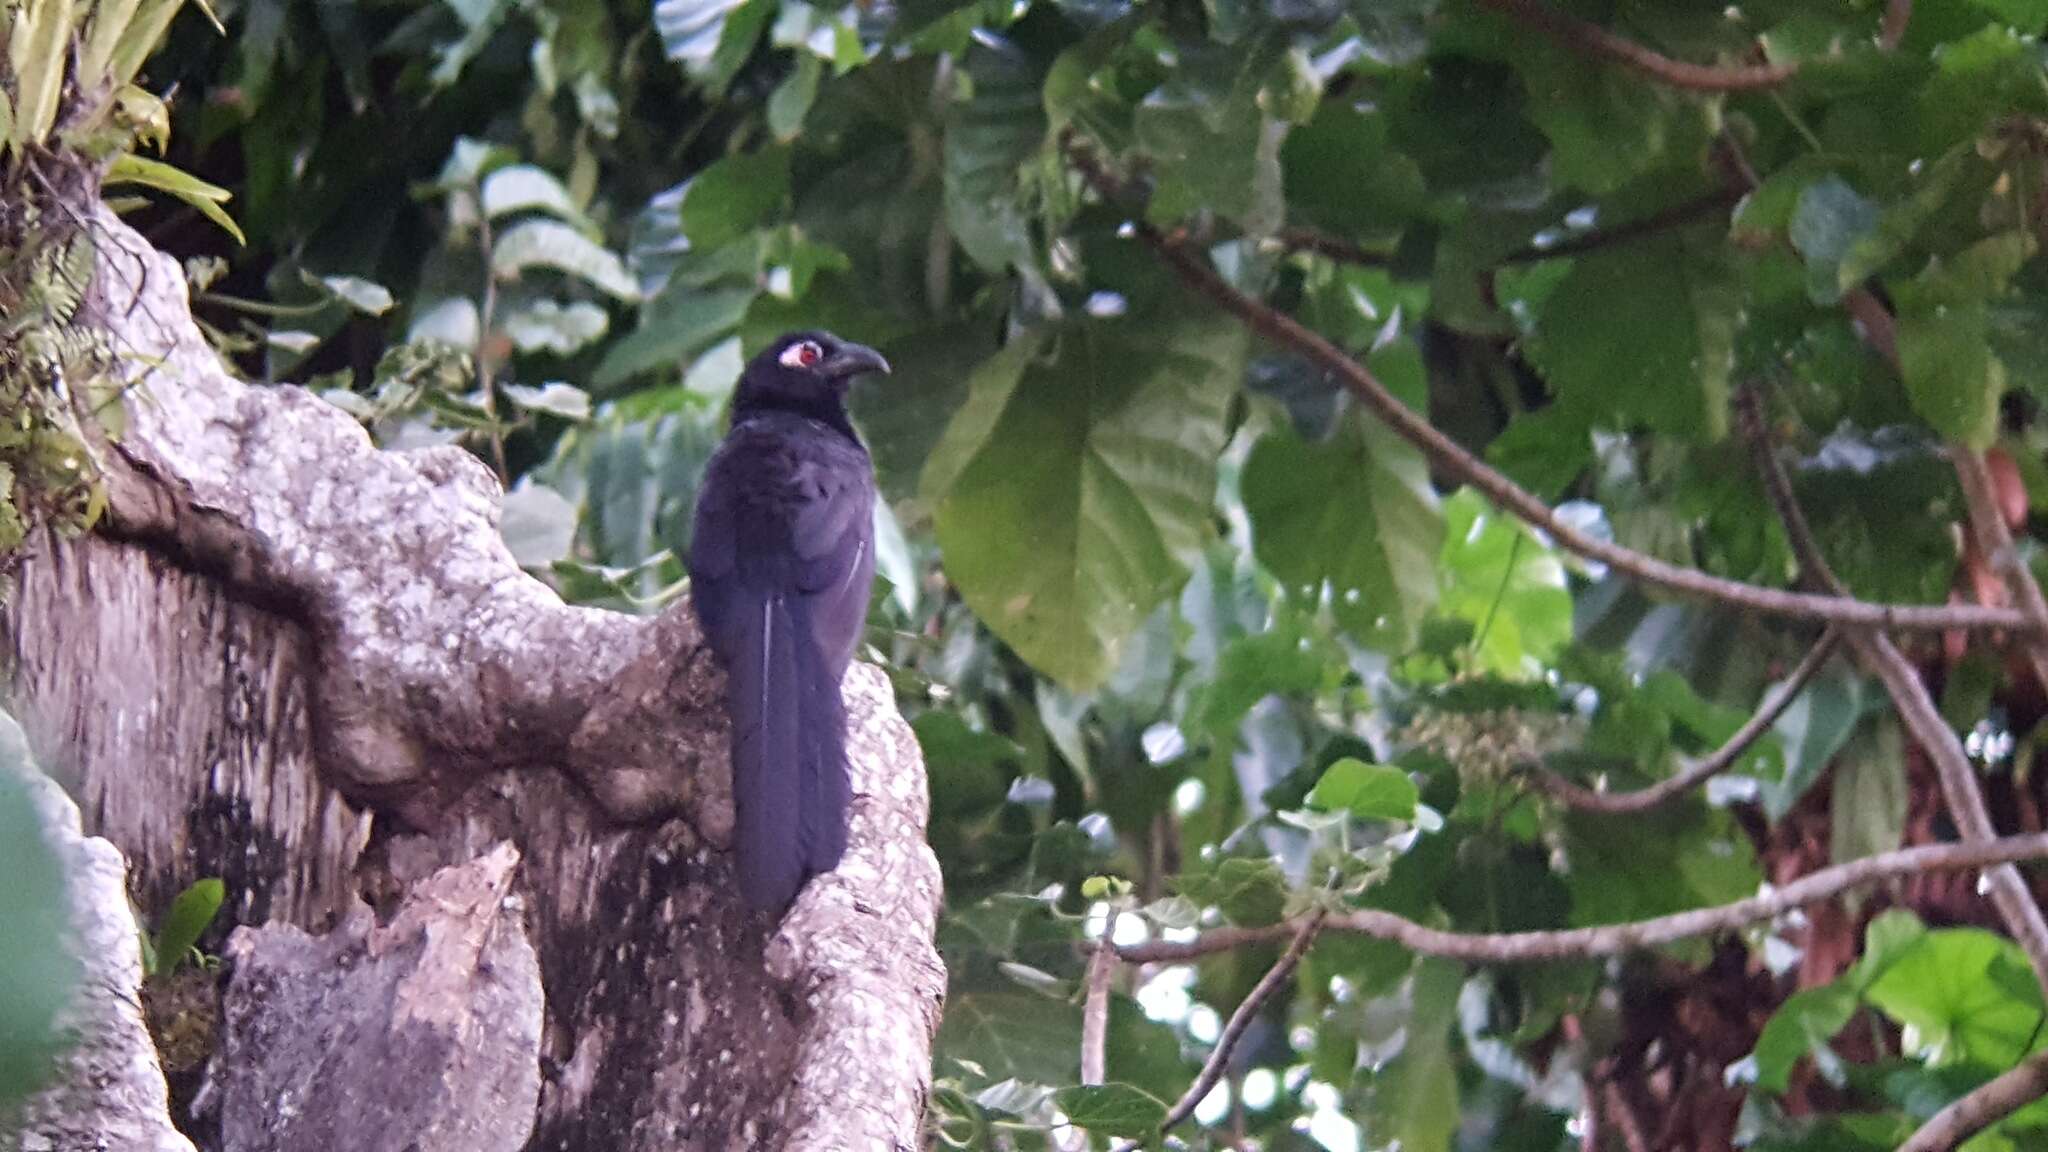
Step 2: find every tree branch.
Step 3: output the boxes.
[1737,386,2048,1001]
[1111,911,1326,1152]
[1881,0,1914,51]
[1059,135,2034,637]
[1111,834,2048,965]
[1898,1048,2048,1152]
[1274,188,1743,270]
[1523,628,1841,813]
[1080,929,1115,1087]
[1475,0,1798,91]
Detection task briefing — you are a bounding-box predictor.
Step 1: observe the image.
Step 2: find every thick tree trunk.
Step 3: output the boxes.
[2,208,943,1151]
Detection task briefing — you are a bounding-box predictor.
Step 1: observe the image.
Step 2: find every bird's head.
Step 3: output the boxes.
[733,330,891,423]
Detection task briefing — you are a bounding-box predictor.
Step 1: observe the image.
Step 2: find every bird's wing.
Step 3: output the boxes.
[686,423,872,910]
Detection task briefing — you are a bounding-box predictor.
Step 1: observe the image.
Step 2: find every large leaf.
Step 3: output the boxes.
[105,153,245,245]
[491,220,640,301]
[655,0,770,91]
[925,317,1245,689]
[1359,958,1463,1152]
[1524,232,1736,442]
[1866,929,2047,1066]
[1435,490,1571,678]
[945,35,1047,275]
[1243,408,1442,652]
[1053,1083,1167,1137]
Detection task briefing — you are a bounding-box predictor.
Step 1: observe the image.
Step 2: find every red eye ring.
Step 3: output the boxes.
[798,342,821,366]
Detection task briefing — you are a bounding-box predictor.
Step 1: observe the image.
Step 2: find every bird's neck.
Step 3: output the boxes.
[732,392,862,444]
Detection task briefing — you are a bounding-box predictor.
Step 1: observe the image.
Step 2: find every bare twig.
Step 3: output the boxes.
[1476,0,1798,91]
[1141,910,1326,1148]
[1951,449,2048,697]
[473,209,510,485]
[1080,925,1116,1087]
[1899,1048,2048,1152]
[1524,628,1841,813]
[1737,387,2048,1001]
[1880,0,1914,51]
[1111,834,2048,965]
[1059,135,2034,637]
[1274,188,1744,271]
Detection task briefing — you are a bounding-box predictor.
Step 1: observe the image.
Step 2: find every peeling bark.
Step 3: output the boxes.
[1,208,943,1150]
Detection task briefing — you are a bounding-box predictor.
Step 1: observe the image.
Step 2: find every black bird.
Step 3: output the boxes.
[688,330,891,911]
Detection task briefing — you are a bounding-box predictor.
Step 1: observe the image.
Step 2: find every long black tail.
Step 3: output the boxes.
[724,589,852,911]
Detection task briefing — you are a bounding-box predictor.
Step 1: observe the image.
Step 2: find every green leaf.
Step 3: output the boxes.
[314,274,396,316]
[152,877,225,980]
[1436,490,1571,678]
[1749,983,1860,1094]
[480,164,591,227]
[105,153,246,245]
[945,37,1048,275]
[1866,929,2047,1066]
[925,318,1245,689]
[1512,40,1695,196]
[8,0,76,146]
[1279,101,1425,245]
[1243,408,1442,652]
[594,285,754,389]
[1561,804,1759,928]
[502,382,593,420]
[656,0,766,89]
[1790,176,1881,305]
[1176,856,1290,926]
[1135,41,1284,234]
[680,149,792,249]
[1829,721,1906,866]
[1525,232,1736,442]
[1766,663,1875,818]
[1309,757,1418,822]
[1052,1083,1168,1137]
[1890,234,2031,449]
[1359,958,1462,1152]
[503,300,611,355]
[767,53,822,141]
[491,220,640,301]
[937,987,1084,1084]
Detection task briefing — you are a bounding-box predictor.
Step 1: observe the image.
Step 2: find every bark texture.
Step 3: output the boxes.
[1,209,944,1150]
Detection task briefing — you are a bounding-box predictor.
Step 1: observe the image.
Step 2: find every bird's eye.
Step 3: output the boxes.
[780,341,824,369]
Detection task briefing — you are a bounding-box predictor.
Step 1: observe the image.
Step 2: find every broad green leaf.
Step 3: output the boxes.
[1360,958,1462,1152]
[502,381,593,420]
[1193,620,1327,737]
[1176,856,1289,926]
[1243,408,1442,652]
[1793,433,1962,606]
[8,0,76,146]
[480,164,591,227]
[1308,757,1418,822]
[925,318,1245,689]
[944,36,1047,275]
[1748,984,1860,1094]
[1279,101,1425,245]
[767,53,822,141]
[1829,721,1905,866]
[1524,233,1736,442]
[1561,804,1759,927]
[1765,662,1876,819]
[936,987,1084,1084]
[1135,41,1284,234]
[1834,149,1989,292]
[656,0,765,89]
[504,300,611,355]
[1512,39,1695,196]
[1891,234,2031,448]
[1436,490,1571,679]
[491,220,640,301]
[153,877,225,979]
[680,149,791,249]
[593,285,753,388]
[1790,176,1881,305]
[105,153,245,244]
[1866,929,2047,1066]
[1052,1083,1167,1137]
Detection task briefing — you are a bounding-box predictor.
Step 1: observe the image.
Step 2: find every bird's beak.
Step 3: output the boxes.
[822,342,891,380]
